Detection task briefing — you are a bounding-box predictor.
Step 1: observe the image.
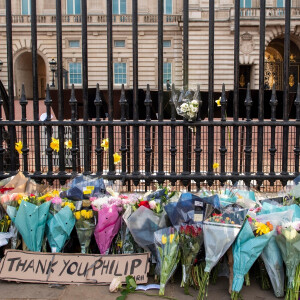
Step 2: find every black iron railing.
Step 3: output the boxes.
[0,0,299,191]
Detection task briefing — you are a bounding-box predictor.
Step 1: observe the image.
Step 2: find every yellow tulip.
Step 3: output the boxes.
[81,210,87,218]
[74,211,81,220]
[15,141,23,154]
[169,234,175,244]
[113,152,121,165]
[101,138,109,151]
[161,235,167,245]
[50,137,59,152]
[64,140,72,149]
[215,97,221,107]
[88,210,93,219]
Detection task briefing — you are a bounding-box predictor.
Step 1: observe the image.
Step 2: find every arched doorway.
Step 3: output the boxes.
[265,38,300,92]
[14,51,47,99]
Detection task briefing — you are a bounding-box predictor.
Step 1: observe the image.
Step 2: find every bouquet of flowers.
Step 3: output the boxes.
[6,194,51,251]
[179,224,203,294]
[0,214,14,247]
[74,209,95,253]
[197,209,247,300]
[231,217,274,300]
[154,227,180,295]
[46,196,76,253]
[172,89,200,121]
[276,221,300,300]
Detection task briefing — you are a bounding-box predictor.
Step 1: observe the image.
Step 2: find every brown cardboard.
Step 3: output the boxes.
[0,250,149,285]
[4,172,28,193]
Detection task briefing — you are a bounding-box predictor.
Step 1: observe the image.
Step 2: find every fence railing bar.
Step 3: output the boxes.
[82,0,90,175]
[269,85,278,185]
[20,84,29,175]
[232,0,240,177]
[195,84,202,188]
[6,0,16,173]
[69,84,78,176]
[120,84,128,178]
[207,0,215,185]
[170,84,177,186]
[281,0,291,182]
[132,0,140,184]
[244,83,253,186]
[183,0,189,90]
[94,83,103,176]
[157,0,164,182]
[56,0,66,183]
[220,83,227,182]
[0,92,4,175]
[144,84,152,187]
[45,85,53,183]
[31,0,41,179]
[256,0,266,186]
[107,0,115,176]
[295,83,300,175]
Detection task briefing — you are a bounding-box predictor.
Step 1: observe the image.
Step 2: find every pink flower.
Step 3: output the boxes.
[149,200,157,210]
[51,197,62,204]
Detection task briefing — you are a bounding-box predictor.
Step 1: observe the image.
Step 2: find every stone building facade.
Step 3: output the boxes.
[0,0,299,99]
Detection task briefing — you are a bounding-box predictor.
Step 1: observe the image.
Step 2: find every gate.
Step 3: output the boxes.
[1,0,300,191]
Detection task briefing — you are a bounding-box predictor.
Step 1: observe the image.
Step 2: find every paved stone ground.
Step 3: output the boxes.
[0,277,279,300]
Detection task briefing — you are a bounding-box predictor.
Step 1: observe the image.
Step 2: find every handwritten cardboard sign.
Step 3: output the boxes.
[0,250,149,285]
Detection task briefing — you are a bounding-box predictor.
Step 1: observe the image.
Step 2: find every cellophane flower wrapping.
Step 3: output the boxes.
[172,89,200,121]
[256,211,293,298]
[126,205,168,261]
[154,227,180,295]
[75,216,95,254]
[164,192,201,226]
[46,205,75,253]
[7,200,51,251]
[259,202,300,222]
[232,220,274,293]
[94,205,122,254]
[61,175,106,201]
[275,225,300,300]
[179,224,203,294]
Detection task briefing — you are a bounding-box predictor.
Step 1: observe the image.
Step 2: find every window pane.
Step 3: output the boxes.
[163,62,172,83]
[114,40,125,47]
[113,0,119,14]
[114,63,126,84]
[165,0,172,14]
[163,40,171,47]
[245,0,251,8]
[120,0,126,14]
[277,0,284,7]
[67,0,73,14]
[69,63,82,85]
[22,0,30,15]
[75,0,81,14]
[69,40,80,48]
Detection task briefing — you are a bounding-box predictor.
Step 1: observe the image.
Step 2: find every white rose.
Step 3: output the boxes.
[149,200,157,210]
[191,100,199,106]
[190,106,198,113]
[180,103,189,112]
[109,277,122,293]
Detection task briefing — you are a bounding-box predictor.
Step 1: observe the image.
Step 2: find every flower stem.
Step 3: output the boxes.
[244,272,250,286]
[197,271,210,300]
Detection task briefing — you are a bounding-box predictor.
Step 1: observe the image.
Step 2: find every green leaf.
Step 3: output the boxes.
[129,278,137,289]
[121,290,129,296]
[116,295,126,300]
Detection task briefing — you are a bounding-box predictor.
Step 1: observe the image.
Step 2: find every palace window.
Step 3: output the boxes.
[163,62,172,84]
[114,40,126,48]
[67,0,81,15]
[21,0,31,15]
[164,0,172,14]
[113,0,126,14]
[114,63,127,84]
[69,40,80,48]
[277,0,284,7]
[163,40,172,48]
[69,62,82,85]
[240,0,252,8]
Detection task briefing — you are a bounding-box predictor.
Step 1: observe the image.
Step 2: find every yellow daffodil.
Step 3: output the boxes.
[15,141,23,154]
[88,210,94,219]
[213,162,219,170]
[74,211,81,220]
[52,190,60,197]
[255,222,270,235]
[215,97,221,107]
[50,137,59,152]
[161,235,167,245]
[169,234,175,244]
[64,140,72,149]
[113,152,121,165]
[64,202,75,211]
[101,138,109,151]
[81,210,87,218]
[18,199,22,205]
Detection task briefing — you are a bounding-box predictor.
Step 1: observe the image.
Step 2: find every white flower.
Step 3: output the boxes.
[109,277,122,293]
[190,105,198,113]
[180,103,189,112]
[149,200,157,210]
[191,100,199,107]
